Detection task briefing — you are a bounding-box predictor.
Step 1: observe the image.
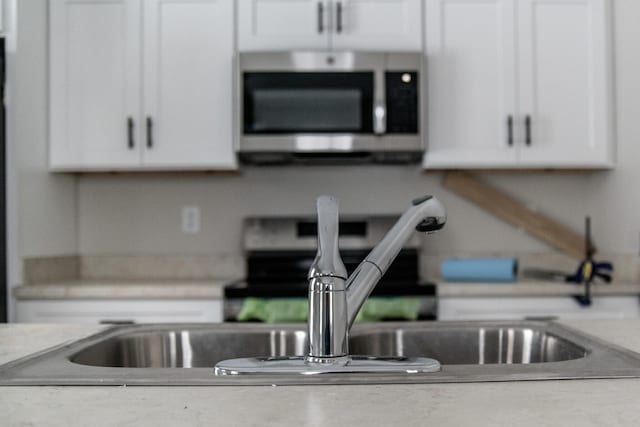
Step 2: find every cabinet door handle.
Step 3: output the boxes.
[317,2,324,34]
[127,117,135,149]
[507,115,513,147]
[336,1,343,33]
[146,117,154,149]
[525,115,532,146]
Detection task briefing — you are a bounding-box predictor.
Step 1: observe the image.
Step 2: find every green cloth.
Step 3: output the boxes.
[355,297,421,322]
[236,297,421,323]
[237,298,309,323]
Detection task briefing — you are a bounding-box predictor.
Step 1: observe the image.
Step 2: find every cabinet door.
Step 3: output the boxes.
[424,0,518,168]
[16,299,224,323]
[517,0,613,167]
[142,0,236,169]
[238,0,330,51]
[49,0,142,170]
[439,297,640,321]
[331,0,422,51]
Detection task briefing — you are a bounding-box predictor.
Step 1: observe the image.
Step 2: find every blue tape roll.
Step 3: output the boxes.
[440,258,518,283]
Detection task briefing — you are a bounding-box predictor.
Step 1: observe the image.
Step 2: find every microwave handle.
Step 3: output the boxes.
[374,102,386,135]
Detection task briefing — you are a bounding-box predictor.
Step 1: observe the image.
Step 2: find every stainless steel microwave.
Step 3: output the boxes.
[237,52,423,165]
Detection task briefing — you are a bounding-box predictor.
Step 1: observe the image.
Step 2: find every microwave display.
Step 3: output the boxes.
[386,71,419,133]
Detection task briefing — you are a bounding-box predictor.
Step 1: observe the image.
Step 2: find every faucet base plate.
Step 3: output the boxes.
[214,356,441,376]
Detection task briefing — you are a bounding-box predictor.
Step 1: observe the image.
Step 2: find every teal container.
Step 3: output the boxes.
[440,257,518,283]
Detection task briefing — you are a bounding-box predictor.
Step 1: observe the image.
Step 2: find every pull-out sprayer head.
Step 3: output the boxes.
[411,195,447,233]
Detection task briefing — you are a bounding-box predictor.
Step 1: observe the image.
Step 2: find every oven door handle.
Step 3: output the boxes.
[374,102,386,135]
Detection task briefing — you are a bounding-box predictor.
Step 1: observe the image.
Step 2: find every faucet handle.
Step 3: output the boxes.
[308,196,348,280]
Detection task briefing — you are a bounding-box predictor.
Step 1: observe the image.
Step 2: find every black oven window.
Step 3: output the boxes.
[243,72,374,134]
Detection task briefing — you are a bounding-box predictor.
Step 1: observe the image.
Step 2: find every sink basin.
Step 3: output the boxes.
[349,326,586,365]
[2,321,640,385]
[71,328,309,368]
[70,324,584,368]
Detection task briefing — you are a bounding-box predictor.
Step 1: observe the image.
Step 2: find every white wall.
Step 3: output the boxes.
[76,168,589,256]
[588,0,640,254]
[5,0,79,320]
[14,1,77,259]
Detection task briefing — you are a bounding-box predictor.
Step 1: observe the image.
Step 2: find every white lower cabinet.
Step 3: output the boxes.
[439,296,640,321]
[16,299,223,324]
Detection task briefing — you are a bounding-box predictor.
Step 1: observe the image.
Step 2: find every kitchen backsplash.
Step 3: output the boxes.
[22,254,243,285]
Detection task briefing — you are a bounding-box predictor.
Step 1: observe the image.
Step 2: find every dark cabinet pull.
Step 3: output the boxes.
[127,117,135,149]
[317,2,324,34]
[507,115,513,147]
[99,319,135,325]
[146,117,153,148]
[525,115,532,146]
[336,2,343,33]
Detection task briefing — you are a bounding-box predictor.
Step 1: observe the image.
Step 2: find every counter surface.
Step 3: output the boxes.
[13,280,640,301]
[1,320,640,426]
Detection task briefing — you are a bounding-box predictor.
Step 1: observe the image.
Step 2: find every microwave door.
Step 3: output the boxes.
[243,72,374,135]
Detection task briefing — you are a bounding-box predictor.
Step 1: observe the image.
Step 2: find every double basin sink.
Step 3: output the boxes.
[2,321,640,385]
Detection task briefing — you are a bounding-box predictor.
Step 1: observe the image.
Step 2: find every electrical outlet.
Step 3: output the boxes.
[181,206,201,234]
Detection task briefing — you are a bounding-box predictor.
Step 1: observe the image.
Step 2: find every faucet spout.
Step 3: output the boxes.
[345,196,446,327]
[306,194,446,361]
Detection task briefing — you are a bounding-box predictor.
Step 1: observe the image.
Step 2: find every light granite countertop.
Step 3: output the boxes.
[12,279,640,300]
[437,281,640,297]
[1,320,640,426]
[12,280,229,300]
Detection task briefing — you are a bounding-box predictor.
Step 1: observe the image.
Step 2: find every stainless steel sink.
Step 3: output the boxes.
[2,321,640,386]
[71,328,310,368]
[349,326,586,365]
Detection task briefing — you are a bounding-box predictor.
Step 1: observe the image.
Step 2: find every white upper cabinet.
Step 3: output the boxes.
[49,0,237,171]
[423,0,613,169]
[424,0,517,167]
[331,0,423,51]
[517,0,612,167]
[237,0,423,51]
[237,0,329,51]
[50,0,142,169]
[142,0,235,169]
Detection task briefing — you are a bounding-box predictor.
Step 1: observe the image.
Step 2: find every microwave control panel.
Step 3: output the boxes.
[385,72,419,134]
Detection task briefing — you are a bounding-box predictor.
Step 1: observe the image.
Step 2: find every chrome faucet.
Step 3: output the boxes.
[307,195,446,363]
[214,194,446,376]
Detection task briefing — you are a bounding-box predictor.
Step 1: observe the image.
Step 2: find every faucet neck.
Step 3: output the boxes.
[344,196,446,328]
[308,195,348,281]
[306,196,350,360]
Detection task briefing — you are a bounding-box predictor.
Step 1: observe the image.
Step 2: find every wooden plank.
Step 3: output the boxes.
[443,171,586,259]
